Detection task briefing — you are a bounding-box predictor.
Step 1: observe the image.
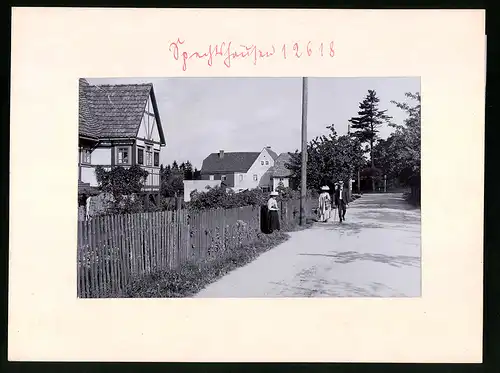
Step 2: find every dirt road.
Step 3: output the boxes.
[195,193,421,297]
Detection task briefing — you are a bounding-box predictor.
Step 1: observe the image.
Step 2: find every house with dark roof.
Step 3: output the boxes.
[78,78,166,199]
[200,147,279,192]
[267,152,296,191]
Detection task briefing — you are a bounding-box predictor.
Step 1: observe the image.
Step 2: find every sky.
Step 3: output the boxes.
[86,77,420,170]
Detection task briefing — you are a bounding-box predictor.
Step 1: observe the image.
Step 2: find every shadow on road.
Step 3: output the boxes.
[297,251,420,268]
[270,275,408,297]
[351,193,420,212]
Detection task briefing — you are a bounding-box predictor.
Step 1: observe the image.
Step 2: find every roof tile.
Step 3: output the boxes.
[78,79,165,144]
[268,152,294,178]
[85,83,152,138]
[78,79,100,139]
[201,152,260,173]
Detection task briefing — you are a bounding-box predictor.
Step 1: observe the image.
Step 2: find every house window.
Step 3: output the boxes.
[265,160,269,165]
[239,174,243,181]
[137,148,144,165]
[117,147,129,164]
[146,145,152,166]
[253,174,258,181]
[209,175,214,180]
[221,175,227,181]
[80,148,91,164]
[261,160,264,165]
[154,151,160,167]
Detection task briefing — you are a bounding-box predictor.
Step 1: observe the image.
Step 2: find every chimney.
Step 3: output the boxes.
[266,146,271,149]
[219,150,224,158]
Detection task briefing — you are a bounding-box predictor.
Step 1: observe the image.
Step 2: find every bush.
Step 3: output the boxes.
[188,185,317,211]
[95,165,149,198]
[119,230,289,298]
[188,186,267,210]
[160,197,185,211]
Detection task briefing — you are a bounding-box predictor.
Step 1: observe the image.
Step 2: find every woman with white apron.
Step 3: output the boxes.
[318,186,331,222]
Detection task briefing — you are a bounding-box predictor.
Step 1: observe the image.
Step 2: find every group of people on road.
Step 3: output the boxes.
[317,181,350,223]
[261,180,351,234]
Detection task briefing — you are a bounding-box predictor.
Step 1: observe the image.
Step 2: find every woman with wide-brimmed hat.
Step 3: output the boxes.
[267,190,281,233]
[318,185,332,222]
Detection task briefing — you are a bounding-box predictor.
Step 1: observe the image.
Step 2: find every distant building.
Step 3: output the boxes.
[267,152,294,191]
[183,180,222,202]
[78,79,166,203]
[200,147,279,192]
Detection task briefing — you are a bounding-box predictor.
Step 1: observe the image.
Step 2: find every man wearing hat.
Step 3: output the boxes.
[318,185,332,222]
[334,180,349,222]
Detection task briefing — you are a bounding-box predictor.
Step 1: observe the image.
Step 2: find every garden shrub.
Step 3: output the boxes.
[188,185,316,211]
[188,186,266,210]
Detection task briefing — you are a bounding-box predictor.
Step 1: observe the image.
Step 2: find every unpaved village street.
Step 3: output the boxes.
[195,193,421,297]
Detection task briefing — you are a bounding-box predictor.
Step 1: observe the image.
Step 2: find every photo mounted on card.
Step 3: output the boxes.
[77,76,421,299]
[9,8,485,363]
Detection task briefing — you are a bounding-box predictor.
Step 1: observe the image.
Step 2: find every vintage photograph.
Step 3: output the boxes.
[77,77,421,298]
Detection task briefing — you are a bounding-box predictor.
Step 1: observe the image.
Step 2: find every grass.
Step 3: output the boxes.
[117,219,314,298]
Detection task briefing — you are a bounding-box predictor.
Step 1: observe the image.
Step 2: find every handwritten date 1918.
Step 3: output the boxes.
[168,39,335,71]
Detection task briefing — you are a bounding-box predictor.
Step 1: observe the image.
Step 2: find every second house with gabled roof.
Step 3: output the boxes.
[78,78,166,203]
[200,147,279,192]
[267,152,295,191]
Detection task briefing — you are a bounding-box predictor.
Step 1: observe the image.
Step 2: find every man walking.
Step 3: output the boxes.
[334,180,349,223]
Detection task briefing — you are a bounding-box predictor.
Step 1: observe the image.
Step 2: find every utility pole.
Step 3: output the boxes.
[299,77,308,226]
[347,124,352,200]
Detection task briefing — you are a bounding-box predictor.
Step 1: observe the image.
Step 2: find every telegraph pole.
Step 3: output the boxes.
[300,77,308,226]
[358,169,361,194]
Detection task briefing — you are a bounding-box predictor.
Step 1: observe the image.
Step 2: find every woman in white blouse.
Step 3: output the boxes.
[267,191,281,233]
[318,185,332,222]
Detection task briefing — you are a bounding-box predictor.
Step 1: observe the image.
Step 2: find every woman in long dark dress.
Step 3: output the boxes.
[260,204,270,234]
[267,191,281,233]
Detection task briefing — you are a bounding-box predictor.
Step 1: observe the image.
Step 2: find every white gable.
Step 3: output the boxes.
[137,94,161,143]
[238,148,275,190]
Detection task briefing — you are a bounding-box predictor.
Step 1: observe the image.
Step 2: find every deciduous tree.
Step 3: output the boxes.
[95,165,149,199]
[160,161,184,197]
[390,92,421,178]
[286,124,365,191]
[371,92,421,188]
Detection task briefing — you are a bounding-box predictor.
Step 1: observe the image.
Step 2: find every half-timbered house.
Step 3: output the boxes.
[78,78,166,205]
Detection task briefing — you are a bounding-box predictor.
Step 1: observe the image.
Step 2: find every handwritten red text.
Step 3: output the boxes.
[168,39,335,71]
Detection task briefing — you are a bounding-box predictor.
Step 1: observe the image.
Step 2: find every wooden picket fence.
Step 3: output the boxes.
[77,198,315,298]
